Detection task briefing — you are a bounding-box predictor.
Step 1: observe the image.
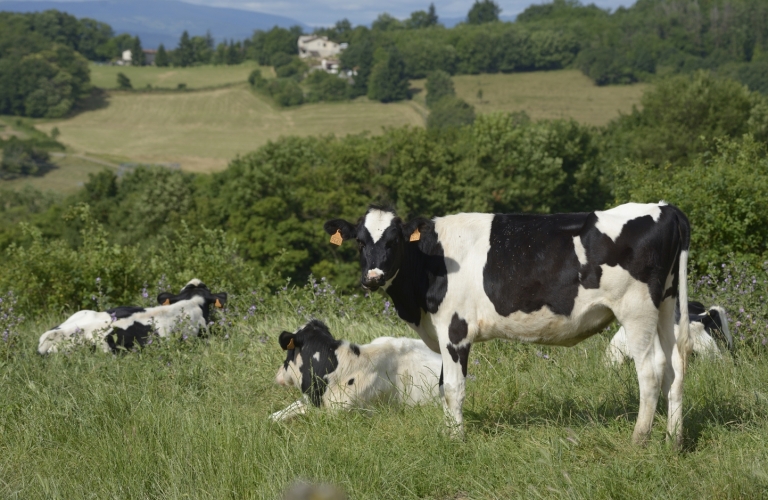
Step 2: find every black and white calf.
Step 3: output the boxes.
[325,202,692,446]
[270,320,442,421]
[607,301,732,365]
[37,279,227,354]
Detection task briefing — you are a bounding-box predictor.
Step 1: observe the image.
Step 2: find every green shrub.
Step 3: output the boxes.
[425,70,455,108]
[367,48,410,103]
[426,96,475,129]
[116,72,132,89]
[0,138,50,178]
[305,71,351,102]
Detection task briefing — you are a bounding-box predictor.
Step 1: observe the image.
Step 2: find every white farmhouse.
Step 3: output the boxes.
[298,35,347,59]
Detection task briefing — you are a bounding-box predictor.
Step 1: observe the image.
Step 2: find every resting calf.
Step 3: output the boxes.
[606,301,732,365]
[270,320,442,421]
[38,279,227,354]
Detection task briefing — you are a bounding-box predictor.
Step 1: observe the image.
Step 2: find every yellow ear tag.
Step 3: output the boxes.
[215,298,222,308]
[330,229,343,246]
[163,298,171,305]
[410,228,421,242]
[286,338,295,350]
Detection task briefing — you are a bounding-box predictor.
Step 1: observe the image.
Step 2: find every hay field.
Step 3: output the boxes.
[412,70,647,126]
[35,86,425,172]
[89,61,273,90]
[0,153,118,194]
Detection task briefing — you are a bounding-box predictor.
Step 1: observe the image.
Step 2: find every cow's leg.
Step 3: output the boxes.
[659,296,685,449]
[621,310,665,445]
[605,326,630,367]
[438,315,473,438]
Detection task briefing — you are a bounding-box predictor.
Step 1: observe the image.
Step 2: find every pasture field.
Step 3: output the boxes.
[88,62,273,90]
[0,153,119,194]
[1,288,767,499]
[35,86,425,172]
[412,70,647,126]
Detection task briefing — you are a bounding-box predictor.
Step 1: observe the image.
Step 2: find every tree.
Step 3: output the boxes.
[367,48,410,102]
[116,72,132,89]
[467,0,501,24]
[0,138,50,178]
[176,31,195,67]
[130,36,143,66]
[406,4,439,29]
[155,44,169,67]
[372,13,403,31]
[427,96,475,129]
[425,70,455,108]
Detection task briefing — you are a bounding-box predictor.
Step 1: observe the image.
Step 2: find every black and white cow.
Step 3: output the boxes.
[325,202,692,446]
[607,301,732,365]
[270,319,442,421]
[37,279,227,354]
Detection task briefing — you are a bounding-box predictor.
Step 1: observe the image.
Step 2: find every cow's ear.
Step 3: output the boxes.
[157,292,174,306]
[213,292,227,308]
[402,217,432,242]
[324,219,357,245]
[279,331,297,350]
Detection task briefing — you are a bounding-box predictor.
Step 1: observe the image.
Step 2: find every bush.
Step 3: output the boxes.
[0,138,50,178]
[736,61,768,95]
[367,48,410,103]
[264,78,304,106]
[427,96,475,129]
[248,69,266,87]
[305,71,351,102]
[116,72,132,90]
[425,70,455,108]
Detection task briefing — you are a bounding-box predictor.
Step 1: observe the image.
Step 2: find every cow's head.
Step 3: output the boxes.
[324,207,428,291]
[156,279,228,320]
[275,320,341,406]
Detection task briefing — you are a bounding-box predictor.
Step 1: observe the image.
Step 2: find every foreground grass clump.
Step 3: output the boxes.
[1,281,768,499]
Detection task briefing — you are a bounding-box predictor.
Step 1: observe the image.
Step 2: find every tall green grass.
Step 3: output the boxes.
[1,283,767,499]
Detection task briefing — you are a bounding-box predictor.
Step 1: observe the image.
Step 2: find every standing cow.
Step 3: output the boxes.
[324,202,691,446]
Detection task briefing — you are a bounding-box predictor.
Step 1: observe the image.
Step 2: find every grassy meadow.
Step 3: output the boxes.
[25,69,648,174]
[88,61,274,90]
[1,285,767,499]
[412,70,647,127]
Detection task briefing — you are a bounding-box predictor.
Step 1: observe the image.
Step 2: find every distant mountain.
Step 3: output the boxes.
[0,0,308,48]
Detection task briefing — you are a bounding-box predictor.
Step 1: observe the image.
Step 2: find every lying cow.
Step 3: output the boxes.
[324,202,692,446]
[606,301,732,365]
[270,319,442,421]
[38,279,227,354]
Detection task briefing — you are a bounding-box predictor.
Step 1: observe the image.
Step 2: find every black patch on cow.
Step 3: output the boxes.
[448,314,468,344]
[157,284,227,325]
[439,366,443,387]
[385,218,448,326]
[348,378,355,385]
[446,344,471,377]
[702,309,728,346]
[105,322,153,352]
[279,320,341,407]
[106,306,146,319]
[350,344,360,356]
[483,205,690,319]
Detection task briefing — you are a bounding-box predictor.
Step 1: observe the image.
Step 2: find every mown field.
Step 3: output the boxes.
[88,61,274,90]
[28,70,648,174]
[1,286,767,499]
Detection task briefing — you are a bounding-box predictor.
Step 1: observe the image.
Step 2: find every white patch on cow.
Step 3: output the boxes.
[573,236,588,266]
[594,202,663,242]
[367,268,384,280]
[184,278,203,288]
[607,322,723,366]
[709,305,732,349]
[275,352,303,388]
[364,209,395,243]
[313,352,320,361]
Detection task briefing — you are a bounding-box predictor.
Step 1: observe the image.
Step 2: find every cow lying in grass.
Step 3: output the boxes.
[606,301,732,365]
[37,279,227,354]
[270,320,442,421]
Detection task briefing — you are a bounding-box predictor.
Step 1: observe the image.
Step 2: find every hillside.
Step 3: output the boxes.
[0,0,307,48]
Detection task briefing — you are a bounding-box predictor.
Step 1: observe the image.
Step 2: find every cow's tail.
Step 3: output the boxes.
[675,208,692,372]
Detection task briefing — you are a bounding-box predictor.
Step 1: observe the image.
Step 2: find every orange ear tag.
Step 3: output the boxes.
[410,228,421,242]
[163,298,171,305]
[286,338,295,350]
[330,229,343,246]
[215,298,222,308]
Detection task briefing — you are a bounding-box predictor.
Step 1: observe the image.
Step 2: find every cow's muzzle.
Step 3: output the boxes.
[361,269,385,291]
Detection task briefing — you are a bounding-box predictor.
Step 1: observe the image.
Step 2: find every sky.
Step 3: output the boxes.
[14,0,637,26]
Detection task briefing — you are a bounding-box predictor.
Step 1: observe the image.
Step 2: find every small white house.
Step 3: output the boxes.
[120,49,132,65]
[298,35,346,59]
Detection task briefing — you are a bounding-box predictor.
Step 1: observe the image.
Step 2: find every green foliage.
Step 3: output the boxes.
[116,72,132,90]
[604,71,768,167]
[339,37,374,96]
[248,69,265,87]
[425,70,455,108]
[467,0,501,24]
[367,48,410,103]
[174,31,195,67]
[615,136,768,271]
[155,44,169,67]
[735,60,768,95]
[247,26,302,66]
[405,3,439,29]
[0,138,50,179]
[272,55,307,80]
[372,13,404,32]
[253,78,304,107]
[427,96,475,130]
[305,71,352,102]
